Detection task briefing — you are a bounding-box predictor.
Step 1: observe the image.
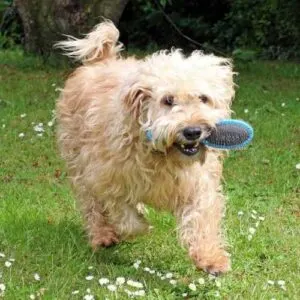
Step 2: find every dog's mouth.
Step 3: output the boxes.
[173,140,201,156]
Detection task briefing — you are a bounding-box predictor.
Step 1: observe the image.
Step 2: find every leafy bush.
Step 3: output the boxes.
[213,0,300,59]
[119,0,300,60]
[119,0,229,52]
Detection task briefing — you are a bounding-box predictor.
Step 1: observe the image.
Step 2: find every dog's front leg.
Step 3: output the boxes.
[177,190,231,275]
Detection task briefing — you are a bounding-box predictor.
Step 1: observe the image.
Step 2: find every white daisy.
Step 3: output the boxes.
[267,280,275,285]
[247,234,253,241]
[182,293,188,297]
[277,280,285,286]
[127,279,143,289]
[107,284,117,292]
[249,227,256,234]
[169,279,177,285]
[165,272,173,279]
[296,163,300,170]
[34,273,40,281]
[116,277,125,285]
[85,275,94,281]
[71,290,79,295]
[259,216,265,221]
[29,294,35,300]
[252,210,258,214]
[83,295,94,300]
[133,290,145,296]
[215,280,221,288]
[88,266,93,270]
[244,109,249,113]
[0,283,5,291]
[198,278,205,285]
[33,124,44,132]
[0,253,5,258]
[133,263,140,269]
[237,211,244,216]
[4,261,12,268]
[281,102,286,107]
[19,133,25,138]
[47,121,54,127]
[99,278,110,285]
[188,283,197,291]
[144,267,150,272]
[20,113,27,118]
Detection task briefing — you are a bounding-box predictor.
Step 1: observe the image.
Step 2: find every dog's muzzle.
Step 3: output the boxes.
[173,140,201,156]
[145,125,211,157]
[173,126,211,156]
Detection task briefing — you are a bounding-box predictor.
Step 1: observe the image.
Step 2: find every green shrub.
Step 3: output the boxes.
[119,0,300,60]
[213,0,300,59]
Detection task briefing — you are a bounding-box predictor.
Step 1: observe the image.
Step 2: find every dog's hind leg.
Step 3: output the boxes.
[79,192,119,250]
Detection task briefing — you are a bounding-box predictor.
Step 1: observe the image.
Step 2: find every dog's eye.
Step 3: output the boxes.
[199,95,209,104]
[162,95,174,106]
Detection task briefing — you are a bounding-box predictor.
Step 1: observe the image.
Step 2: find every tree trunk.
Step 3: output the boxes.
[14,0,129,56]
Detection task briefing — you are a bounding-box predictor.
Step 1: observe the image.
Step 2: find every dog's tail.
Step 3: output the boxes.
[55,20,122,64]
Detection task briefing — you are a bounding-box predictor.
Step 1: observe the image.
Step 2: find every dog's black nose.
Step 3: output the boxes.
[183,127,202,140]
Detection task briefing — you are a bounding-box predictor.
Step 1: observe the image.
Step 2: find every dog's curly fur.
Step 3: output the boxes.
[56,21,235,274]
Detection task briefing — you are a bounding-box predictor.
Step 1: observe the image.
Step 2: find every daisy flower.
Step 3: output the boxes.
[188,283,197,291]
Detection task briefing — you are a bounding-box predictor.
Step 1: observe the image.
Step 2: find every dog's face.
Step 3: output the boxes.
[123,50,235,161]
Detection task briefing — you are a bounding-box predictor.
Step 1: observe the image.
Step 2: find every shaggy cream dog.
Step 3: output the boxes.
[56,21,235,274]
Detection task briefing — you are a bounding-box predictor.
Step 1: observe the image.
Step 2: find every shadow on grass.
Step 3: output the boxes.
[0,217,148,268]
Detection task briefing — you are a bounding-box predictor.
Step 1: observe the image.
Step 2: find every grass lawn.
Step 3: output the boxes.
[0,50,299,299]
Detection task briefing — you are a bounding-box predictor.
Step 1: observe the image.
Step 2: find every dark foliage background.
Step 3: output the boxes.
[0,0,22,48]
[1,0,300,60]
[119,0,300,60]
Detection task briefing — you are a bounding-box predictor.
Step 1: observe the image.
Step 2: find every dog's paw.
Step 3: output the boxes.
[90,226,119,250]
[190,250,231,275]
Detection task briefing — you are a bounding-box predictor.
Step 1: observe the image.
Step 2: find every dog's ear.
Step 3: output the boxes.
[123,83,152,119]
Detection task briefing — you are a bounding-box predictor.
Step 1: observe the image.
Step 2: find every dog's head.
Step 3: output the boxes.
[122,50,235,161]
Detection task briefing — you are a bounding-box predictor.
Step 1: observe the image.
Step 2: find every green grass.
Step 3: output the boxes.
[0,49,299,299]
